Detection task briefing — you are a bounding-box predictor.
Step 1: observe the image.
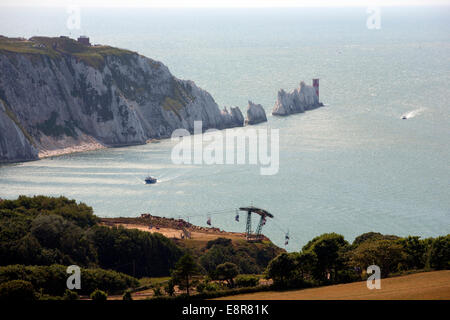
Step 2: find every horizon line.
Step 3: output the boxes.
[1,1,450,8]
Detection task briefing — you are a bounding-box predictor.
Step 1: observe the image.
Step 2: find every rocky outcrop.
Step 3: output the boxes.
[0,36,244,163]
[245,100,267,125]
[221,106,244,128]
[272,81,323,116]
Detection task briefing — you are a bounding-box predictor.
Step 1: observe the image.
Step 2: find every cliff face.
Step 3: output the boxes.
[0,99,39,162]
[245,100,267,125]
[272,81,322,116]
[0,36,243,163]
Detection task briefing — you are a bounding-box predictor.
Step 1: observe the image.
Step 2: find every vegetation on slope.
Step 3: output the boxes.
[1,195,447,300]
[0,196,281,299]
[265,232,450,290]
[0,36,135,70]
[0,196,183,277]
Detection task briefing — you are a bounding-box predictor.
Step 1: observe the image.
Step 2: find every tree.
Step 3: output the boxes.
[164,279,175,296]
[429,235,450,270]
[302,233,349,282]
[294,251,317,279]
[397,236,427,270]
[349,240,406,277]
[265,252,297,287]
[171,254,201,296]
[352,232,399,247]
[215,262,239,287]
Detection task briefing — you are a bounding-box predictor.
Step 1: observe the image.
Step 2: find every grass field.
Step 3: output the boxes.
[215,270,450,300]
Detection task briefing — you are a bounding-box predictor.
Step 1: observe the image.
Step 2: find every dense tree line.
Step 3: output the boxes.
[0,196,182,277]
[0,264,138,296]
[88,225,182,277]
[266,232,450,289]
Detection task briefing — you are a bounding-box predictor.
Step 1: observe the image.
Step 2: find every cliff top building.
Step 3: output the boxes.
[77,36,90,46]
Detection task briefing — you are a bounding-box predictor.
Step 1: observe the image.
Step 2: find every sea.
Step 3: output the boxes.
[0,6,449,251]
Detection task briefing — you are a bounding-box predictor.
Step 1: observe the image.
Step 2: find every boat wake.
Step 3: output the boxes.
[401,107,426,119]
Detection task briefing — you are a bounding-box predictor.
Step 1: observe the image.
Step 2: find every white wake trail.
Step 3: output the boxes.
[401,107,426,119]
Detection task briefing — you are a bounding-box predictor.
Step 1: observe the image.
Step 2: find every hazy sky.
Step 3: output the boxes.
[1,0,449,7]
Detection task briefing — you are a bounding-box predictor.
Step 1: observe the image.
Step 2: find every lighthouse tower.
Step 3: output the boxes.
[312,79,319,100]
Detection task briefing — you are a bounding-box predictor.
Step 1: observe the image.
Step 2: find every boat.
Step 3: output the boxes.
[402,115,407,120]
[145,176,157,184]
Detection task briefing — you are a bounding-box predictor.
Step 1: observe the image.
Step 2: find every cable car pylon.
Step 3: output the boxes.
[239,206,273,242]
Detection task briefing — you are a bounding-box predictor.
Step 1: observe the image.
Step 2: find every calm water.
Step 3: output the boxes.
[1,7,449,250]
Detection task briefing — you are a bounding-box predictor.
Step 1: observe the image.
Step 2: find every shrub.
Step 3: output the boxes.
[0,280,36,301]
[152,285,162,297]
[63,289,79,300]
[90,289,107,301]
[122,290,132,301]
[215,262,239,287]
[206,238,232,249]
[164,279,175,296]
[234,275,259,288]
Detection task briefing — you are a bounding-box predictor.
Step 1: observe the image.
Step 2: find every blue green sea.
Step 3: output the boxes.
[0,6,449,250]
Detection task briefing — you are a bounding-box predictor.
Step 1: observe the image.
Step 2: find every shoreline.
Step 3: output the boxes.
[37,140,161,160]
[38,141,107,159]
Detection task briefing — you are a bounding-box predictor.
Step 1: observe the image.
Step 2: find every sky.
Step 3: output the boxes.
[1,0,449,7]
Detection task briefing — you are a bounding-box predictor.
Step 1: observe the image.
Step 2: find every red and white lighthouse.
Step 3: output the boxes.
[312,78,319,100]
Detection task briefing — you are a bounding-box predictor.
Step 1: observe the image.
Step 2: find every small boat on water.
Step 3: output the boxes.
[402,115,407,120]
[145,176,157,184]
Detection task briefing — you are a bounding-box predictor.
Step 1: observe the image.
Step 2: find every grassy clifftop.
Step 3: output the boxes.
[0,35,135,69]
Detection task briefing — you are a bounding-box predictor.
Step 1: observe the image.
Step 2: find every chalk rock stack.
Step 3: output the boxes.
[221,107,244,128]
[272,81,322,116]
[245,100,267,125]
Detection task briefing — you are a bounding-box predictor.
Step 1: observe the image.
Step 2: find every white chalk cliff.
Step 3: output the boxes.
[0,36,244,163]
[272,81,323,116]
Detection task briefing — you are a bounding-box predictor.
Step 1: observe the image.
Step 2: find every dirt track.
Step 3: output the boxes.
[216,270,450,300]
[100,214,251,242]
